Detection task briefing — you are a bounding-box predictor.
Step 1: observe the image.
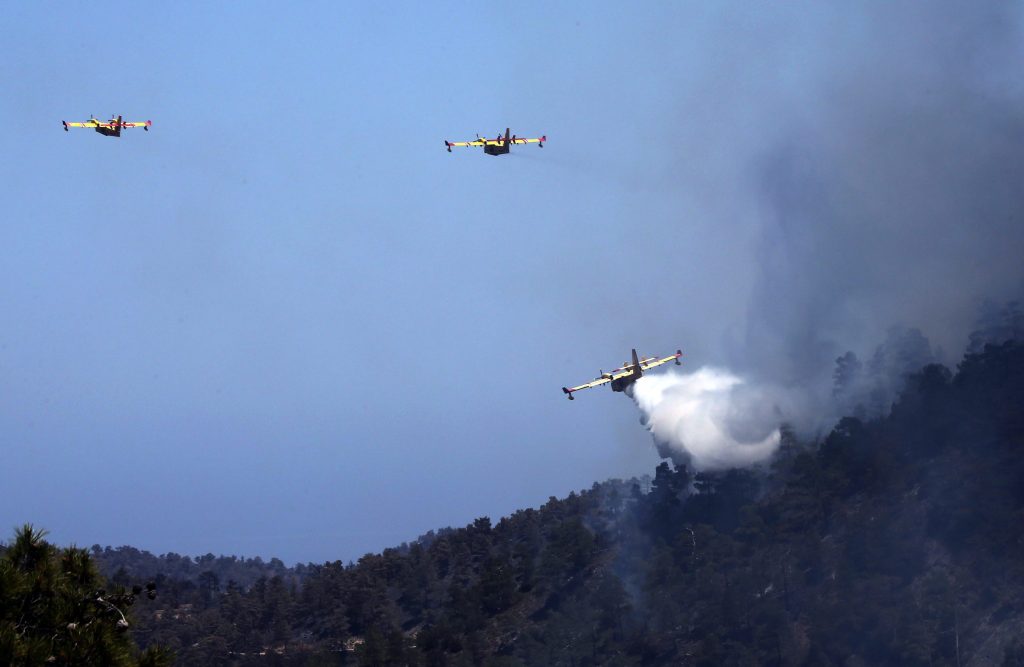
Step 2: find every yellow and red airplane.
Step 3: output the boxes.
[62,115,151,137]
[445,128,545,156]
[563,348,682,400]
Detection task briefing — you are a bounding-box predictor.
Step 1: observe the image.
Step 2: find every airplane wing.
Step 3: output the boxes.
[562,365,640,399]
[62,119,150,131]
[509,136,546,145]
[562,376,611,400]
[445,139,485,151]
[563,349,681,400]
[596,349,682,375]
[640,350,683,371]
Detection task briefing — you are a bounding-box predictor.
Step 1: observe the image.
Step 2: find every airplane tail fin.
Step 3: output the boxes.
[115,115,123,137]
[632,349,642,377]
[504,127,510,144]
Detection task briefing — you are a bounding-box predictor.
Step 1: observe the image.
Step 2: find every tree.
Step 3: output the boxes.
[0,525,169,666]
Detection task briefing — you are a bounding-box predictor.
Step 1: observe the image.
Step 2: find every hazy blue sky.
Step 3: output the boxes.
[3,2,1023,563]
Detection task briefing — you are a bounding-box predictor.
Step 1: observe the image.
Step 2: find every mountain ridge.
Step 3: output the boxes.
[7,340,1022,665]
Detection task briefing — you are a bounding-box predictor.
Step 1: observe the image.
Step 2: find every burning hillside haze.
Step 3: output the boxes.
[630,327,945,470]
[737,4,1024,375]
[630,3,1024,467]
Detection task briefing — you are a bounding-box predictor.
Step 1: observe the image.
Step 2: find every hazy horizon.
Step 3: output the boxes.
[3,1,1023,564]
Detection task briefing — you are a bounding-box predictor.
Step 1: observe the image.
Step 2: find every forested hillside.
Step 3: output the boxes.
[6,340,1023,665]
[73,340,1024,665]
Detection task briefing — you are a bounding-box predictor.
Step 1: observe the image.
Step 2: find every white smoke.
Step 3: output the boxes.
[631,367,792,471]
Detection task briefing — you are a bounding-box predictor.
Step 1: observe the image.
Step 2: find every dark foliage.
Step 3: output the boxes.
[65,341,1024,665]
[0,525,170,666]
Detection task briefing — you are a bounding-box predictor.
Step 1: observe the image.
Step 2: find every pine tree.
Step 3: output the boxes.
[0,525,169,666]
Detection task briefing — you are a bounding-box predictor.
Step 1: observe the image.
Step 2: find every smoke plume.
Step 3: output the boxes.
[632,4,1024,468]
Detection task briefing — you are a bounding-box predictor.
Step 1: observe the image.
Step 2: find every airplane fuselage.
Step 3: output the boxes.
[484,143,510,156]
[610,375,638,392]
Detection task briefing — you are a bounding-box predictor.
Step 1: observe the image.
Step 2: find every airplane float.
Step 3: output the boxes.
[62,115,151,137]
[445,128,545,156]
[563,349,682,400]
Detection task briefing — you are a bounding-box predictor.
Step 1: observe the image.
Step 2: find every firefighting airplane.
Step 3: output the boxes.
[62,115,151,137]
[445,128,545,156]
[563,349,682,400]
